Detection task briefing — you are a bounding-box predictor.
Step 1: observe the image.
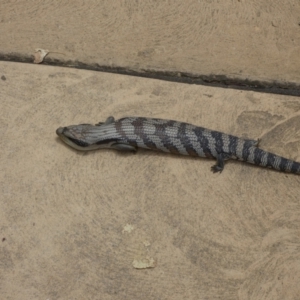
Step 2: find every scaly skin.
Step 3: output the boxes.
[56,116,300,174]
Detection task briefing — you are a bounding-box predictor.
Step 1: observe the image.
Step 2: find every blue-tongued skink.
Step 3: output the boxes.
[56,116,300,174]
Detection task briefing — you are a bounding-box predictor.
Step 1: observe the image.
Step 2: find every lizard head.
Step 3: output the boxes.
[56,116,118,151]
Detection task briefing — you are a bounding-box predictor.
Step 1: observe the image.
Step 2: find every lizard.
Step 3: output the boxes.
[56,116,300,174]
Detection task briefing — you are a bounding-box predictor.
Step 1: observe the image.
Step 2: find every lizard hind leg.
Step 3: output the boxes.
[211,153,231,173]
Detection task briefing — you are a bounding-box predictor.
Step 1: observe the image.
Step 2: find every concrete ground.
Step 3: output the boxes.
[1,1,300,299]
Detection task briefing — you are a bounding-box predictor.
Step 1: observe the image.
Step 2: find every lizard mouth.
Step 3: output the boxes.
[56,127,90,150]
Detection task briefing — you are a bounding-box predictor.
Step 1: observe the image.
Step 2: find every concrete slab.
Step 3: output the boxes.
[1,61,300,299]
[1,1,300,83]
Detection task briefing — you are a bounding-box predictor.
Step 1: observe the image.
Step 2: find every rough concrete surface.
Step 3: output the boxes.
[1,1,300,82]
[1,61,300,299]
[1,1,300,299]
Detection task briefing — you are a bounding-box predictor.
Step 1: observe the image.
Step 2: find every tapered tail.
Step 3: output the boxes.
[242,147,300,174]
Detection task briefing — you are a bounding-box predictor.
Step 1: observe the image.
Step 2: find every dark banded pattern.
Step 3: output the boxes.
[56,116,300,174]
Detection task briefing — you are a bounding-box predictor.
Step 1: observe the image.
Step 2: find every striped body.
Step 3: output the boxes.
[56,116,300,174]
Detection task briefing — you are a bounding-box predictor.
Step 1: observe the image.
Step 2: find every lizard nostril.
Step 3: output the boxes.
[56,127,66,136]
